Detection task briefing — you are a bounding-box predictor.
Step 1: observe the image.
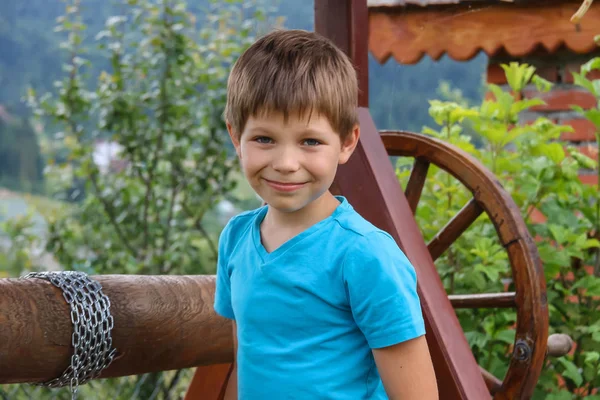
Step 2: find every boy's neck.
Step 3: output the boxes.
[263,191,341,231]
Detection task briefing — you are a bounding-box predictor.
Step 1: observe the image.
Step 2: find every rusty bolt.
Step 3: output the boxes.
[514,340,531,362]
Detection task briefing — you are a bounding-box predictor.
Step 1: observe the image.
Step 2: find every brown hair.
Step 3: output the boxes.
[225,29,358,139]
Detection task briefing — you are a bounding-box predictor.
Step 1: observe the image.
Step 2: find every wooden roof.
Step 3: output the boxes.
[367,0,600,64]
[368,0,464,6]
[367,0,503,6]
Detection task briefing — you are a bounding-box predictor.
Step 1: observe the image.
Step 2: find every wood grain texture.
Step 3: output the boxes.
[369,0,600,64]
[405,158,430,214]
[481,366,503,395]
[381,130,549,399]
[449,292,516,309]
[185,364,233,400]
[0,275,232,384]
[428,198,484,261]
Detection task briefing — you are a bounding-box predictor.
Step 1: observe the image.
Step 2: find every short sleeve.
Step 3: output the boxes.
[343,232,425,349]
[214,221,235,320]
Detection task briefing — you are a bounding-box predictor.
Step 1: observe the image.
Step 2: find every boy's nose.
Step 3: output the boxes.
[272,147,301,173]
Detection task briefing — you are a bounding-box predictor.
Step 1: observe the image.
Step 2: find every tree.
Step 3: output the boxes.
[0,109,44,193]
[2,0,268,398]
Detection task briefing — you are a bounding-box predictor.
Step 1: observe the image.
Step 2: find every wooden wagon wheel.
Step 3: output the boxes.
[380,130,549,398]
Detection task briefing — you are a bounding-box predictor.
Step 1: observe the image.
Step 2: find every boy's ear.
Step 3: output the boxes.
[338,124,360,165]
[226,122,242,159]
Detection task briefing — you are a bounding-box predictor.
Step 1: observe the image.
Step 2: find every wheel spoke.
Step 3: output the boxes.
[448,292,516,309]
[480,367,503,394]
[404,158,430,214]
[427,198,483,261]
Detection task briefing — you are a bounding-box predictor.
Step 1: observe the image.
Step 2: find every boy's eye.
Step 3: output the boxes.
[254,136,273,144]
[303,138,321,146]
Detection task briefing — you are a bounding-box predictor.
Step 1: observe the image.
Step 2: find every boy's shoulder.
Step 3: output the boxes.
[219,205,265,249]
[334,202,395,245]
[330,201,410,267]
[227,206,264,228]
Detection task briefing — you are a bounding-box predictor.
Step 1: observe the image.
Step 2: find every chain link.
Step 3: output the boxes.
[22,271,118,400]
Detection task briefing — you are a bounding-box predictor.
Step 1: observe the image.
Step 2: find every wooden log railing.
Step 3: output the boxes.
[0,274,573,391]
[0,275,232,384]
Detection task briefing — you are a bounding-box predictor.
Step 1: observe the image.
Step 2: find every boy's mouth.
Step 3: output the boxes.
[263,178,307,192]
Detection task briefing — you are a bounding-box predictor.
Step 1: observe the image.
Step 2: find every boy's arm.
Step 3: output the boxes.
[224,321,238,400]
[343,233,436,398]
[373,335,438,399]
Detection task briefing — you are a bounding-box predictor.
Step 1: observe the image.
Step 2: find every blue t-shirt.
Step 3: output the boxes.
[214,196,425,399]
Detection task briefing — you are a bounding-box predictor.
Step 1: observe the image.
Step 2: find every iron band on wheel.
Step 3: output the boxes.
[21,271,117,400]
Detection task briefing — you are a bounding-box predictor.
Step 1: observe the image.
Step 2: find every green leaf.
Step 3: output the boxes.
[594,80,600,99]
[530,143,565,164]
[428,100,455,126]
[584,362,597,383]
[511,98,545,115]
[488,83,514,113]
[584,351,600,365]
[572,276,600,296]
[573,72,598,97]
[577,109,600,130]
[454,140,477,155]
[548,224,569,244]
[558,358,583,387]
[546,391,575,400]
[529,117,574,140]
[532,75,553,93]
[464,331,488,349]
[581,57,600,75]
[501,126,531,146]
[582,239,600,250]
[422,126,439,137]
[501,62,535,93]
[545,143,566,164]
[495,329,516,345]
[571,150,598,170]
[450,107,479,125]
[468,117,507,146]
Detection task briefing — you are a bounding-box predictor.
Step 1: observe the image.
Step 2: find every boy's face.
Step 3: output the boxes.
[228,111,359,213]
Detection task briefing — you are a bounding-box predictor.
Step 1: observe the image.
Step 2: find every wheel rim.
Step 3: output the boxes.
[381,130,549,399]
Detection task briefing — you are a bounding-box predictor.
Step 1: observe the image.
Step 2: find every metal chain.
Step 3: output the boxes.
[22,271,118,400]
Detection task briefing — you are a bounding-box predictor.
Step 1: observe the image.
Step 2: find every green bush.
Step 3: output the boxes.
[0,114,45,194]
[397,61,600,398]
[23,0,269,276]
[1,0,265,398]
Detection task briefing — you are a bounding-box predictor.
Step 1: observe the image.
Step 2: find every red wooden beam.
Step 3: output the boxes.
[315,0,369,107]
[316,0,490,398]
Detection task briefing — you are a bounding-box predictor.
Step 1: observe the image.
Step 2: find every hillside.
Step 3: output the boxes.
[0,0,486,193]
[0,0,485,129]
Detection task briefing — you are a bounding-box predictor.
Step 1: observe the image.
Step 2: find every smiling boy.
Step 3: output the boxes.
[214,29,438,399]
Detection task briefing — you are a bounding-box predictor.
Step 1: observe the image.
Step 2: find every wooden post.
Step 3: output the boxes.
[316,0,490,398]
[315,0,369,107]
